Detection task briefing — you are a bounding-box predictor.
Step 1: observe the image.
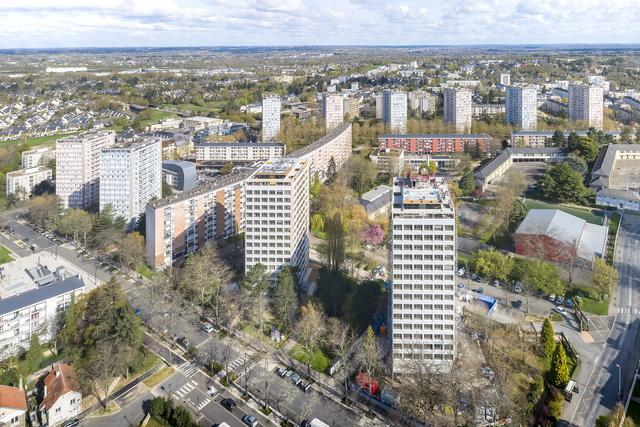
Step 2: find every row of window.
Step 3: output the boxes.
[392,304,454,311]
[393,284,454,291]
[393,245,454,252]
[393,224,454,231]
[392,274,455,281]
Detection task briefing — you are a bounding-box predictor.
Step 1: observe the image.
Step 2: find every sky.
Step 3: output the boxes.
[1,0,639,49]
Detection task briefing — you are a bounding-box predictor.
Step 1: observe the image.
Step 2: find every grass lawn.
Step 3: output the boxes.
[137,109,178,127]
[145,417,166,427]
[242,324,284,349]
[143,366,175,389]
[578,296,609,316]
[289,344,332,373]
[524,199,604,225]
[311,229,328,240]
[136,263,155,279]
[0,246,13,265]
[162,101,224,114]
[1,132,76,148]
[627,400,640,425]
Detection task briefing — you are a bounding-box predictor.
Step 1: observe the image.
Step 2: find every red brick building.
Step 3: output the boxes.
[378,133,492,154]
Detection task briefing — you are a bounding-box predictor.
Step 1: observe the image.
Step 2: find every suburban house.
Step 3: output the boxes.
[39,363,82,426]
[514,209,607,268]
[0,385,27,427]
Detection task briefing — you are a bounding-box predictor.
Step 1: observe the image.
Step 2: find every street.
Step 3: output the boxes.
[569,214,640,426]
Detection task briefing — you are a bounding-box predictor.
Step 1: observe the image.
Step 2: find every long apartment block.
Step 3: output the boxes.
[390,172,457,374]
[195,142,286,162]
[145,168,255,269]
[378,133,492,154]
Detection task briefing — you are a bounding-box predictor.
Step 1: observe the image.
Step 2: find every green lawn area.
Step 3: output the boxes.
[136,263,155,279]
[311,229,328,240]
[242,324,285,349]
[289,344,331,373]
[524,199,604,225]
[0,246,13,265]
[162,101,224,114]
[137,109,178,127]
[578,296,609,316]
[1,132,76,148]
[145,418,165,427]
[143,366,175,389]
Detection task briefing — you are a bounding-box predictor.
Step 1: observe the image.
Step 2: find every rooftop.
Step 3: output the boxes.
[0,276,85,317]
[7,165,51,177]
[591,144,640,187]
[475,147,565,180]
[40,363,81,412]
[380,133,492,139]
[393,174,453,208]
[361,184,392,202]
[516,209,584,245]
[195,141,285,148]
[0,385,27,411]
[288,122,351,159]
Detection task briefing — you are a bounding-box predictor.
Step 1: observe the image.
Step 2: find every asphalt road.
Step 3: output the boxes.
[570,214,640,426]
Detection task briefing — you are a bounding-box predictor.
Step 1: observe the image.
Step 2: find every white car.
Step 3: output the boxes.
[554,306,567,315]
[457,267,465,277]
[207,384,217,396]
[514,282,523,293]
[201,323,214,333]
[549,294,556,303]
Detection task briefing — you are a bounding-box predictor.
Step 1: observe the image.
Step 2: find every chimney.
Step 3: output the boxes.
[19,376,23,390]
[43,385,47,399]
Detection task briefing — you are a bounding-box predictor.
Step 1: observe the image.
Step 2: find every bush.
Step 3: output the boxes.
[547,388,564,421]
[150,396,198,427]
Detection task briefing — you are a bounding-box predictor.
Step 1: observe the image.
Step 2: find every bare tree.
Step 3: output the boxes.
[325,318,357,399]
[294,303,327,377]
[355,326,382,411]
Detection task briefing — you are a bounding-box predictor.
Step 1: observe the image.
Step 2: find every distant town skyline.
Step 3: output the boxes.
[1,0,638,49]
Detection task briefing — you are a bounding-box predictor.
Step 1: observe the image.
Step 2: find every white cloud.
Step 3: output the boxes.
[0,0,637,47]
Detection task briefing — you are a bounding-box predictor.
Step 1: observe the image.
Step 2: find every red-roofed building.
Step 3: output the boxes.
[0,384,27,427]
[39,363,82,426]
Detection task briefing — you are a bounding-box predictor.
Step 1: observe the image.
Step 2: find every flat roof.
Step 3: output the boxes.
[288,122,351,159]
[0,276,84,317]
[379,133,492,139]
[195,142,285,148]
[7,166,51,177]
[475,147,564,179]
[361,184,392,202]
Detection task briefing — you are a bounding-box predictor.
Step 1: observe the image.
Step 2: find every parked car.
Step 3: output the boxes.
[298,381,312,392]
[457,267,465,277]
[242,415,258,427]
[134,307,142,316]
[207,384,218,396]
[475,287,484,294]
[471,274,482,283]
[176,337,190,348]
[555,306,567,315]
[276,367,287,377]
[221,398,237,411]
[290,372,302,386]
[511,300,523,309]
[201,323,214,333]
[555,296,565,305]
[549,294,556,303]
[565,298,574,308]
[513,282,523,293]
[492,280,502,288]
[62,420,80,427]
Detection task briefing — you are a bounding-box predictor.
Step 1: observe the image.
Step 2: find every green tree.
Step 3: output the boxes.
[311,213,325,234]
[458,166,475,195]
[118,232,145,269]
[161,180,173,197]
[539,162,589,203]
[592,257,618,301]
[294,303,327,377]
[540,318,555,360]
[26,194,61,231]
[22,333,43,375]
[525,260,564,295]
[240,263,270,299]
[551,130,567,147]
[338,156,378,195]
[549,342,570,387]
[562,155,588,176]
[326,157,337,182]
[428,161,438,175]
[57,208,93,247]
[474,249,513,281]
[219,162,233,175]
[310,173,322,197]
[271,266,299,331]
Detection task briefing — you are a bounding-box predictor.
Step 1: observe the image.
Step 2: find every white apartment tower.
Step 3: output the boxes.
[56,130,116,210]
[443,88,472,133]
[262,94,281,142]
[390,172,457,374]
[244,158,310,280]
[322,93,344,132]
[568,83,604,130]
[99,138,162,227]
[382,90,408,133]
[506,85,538,131]
[500,73,511,86]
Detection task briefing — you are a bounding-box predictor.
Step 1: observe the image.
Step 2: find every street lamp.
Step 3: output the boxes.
[616,363,621,402]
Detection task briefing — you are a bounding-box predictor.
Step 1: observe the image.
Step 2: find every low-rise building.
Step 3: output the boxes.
[39,363,82,427]
[6,166,52,200]
[21,146,55,168]
[0,276,85,360]
[596,188,640,212]
[195,142,285,162]
[162,160,197,192]
[510,130,621,148]
[146,169,254,270]
[472,104,505,119]
[360,185,392,219]
[378,133,492,154]
[0,385,27,427]
[183,116,227,132]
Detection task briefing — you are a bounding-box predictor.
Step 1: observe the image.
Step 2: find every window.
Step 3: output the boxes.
[55,407,61,413]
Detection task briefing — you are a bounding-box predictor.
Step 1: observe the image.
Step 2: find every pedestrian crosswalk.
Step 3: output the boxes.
[194,396,212,410]
[177,361,199,378]
[618,306,640,315]
[171,379,212,410]
[174,381,195,398]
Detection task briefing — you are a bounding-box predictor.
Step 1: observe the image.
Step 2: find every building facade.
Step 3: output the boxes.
[0,385,27,427]
[21,146,55,169]
[99,138,162,227]
[382,90,408,133]
[390,173,456,374]
[56,130,116,210]
[378,133,492,154]
[162,160,197,192]
[39,363,82,427]
[443,88,472,133]
[408,90,436,115]
[343,96,361,119]
[511,130,621,148]
[289,122,352,182]
[568,83,604,130]
[500,73,511,86]
[6,166,52,200]
[506,85,537,131]
[146,169,253,269]
[244,159,309,280]
[195,142,285,162]
[322,93,344,132]
[261,94,281,142]
[0,276,85,361]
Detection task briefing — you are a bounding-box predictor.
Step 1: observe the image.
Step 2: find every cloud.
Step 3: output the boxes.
[0,0,638,47]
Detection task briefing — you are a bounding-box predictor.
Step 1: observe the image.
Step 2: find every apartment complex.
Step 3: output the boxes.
[195,142,285,162]
[511,130,621,148]
[569,83,604,130]
[382,90,408,133]
[162,160,197,192]
[443,87,472,133]
[244,159,309,279]
[261,94,281,142]
[390,172,457,374]
[408,90,436,115]
[378,133,492,154]
[505,85,537,131]
[21,146,55,168]
[0,276,85,360]
[56,130,116,209]
[6,166,52,200]
[99,138,162,227]
[322,93,344,131]
[289,122,352,182]
[472,104,505,119]
[500,73,511,86]
[146,169,253,269]
[343,96,361,119]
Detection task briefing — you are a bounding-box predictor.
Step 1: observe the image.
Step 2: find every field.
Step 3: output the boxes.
[524,199,604,225]
[289,344,332,373]
[0,246,13,264]
[138,109,178,127]
[161,101,224,114]
[1,132,76,148]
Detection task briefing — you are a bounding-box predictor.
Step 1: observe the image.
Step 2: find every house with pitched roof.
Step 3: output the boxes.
[0,384,27,427]
[39,363,82,426]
